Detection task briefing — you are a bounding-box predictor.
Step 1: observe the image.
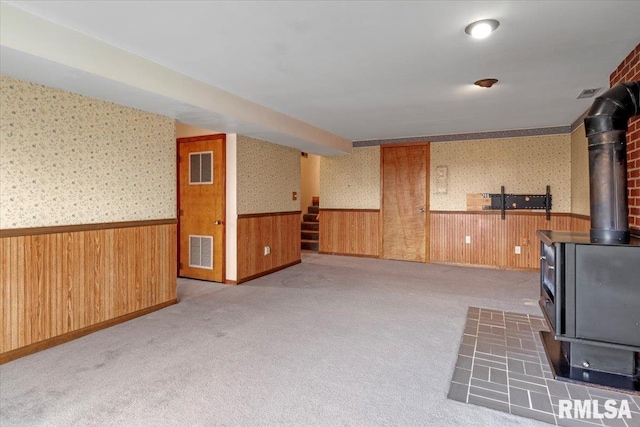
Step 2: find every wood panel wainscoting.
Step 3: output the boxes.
[430,211,590,270]
[236,211,301,284]
[570,214,590,233]
[0,220,177,364]
[318,209,380,257]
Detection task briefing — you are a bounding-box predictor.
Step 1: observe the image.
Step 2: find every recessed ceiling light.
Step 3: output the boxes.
[465,19,500,39]
[474,78,498,88]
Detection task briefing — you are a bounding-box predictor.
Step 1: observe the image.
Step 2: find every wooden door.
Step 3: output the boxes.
[178,135,225,282]
[382,143,430,262]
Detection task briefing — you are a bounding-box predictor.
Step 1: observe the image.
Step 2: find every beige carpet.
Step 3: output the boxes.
[1,253,551,426]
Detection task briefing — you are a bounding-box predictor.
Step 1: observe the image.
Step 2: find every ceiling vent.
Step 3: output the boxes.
[577,88,602,99]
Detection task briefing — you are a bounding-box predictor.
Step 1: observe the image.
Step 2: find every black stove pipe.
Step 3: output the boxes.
[584,81,640,244]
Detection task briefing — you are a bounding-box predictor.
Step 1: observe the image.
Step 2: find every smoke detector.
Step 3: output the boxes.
[577,88,602,99]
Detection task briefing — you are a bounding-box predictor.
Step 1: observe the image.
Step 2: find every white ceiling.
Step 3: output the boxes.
[3,1,640,143]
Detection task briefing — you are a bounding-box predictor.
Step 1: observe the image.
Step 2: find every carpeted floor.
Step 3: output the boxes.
[1,253,553,426]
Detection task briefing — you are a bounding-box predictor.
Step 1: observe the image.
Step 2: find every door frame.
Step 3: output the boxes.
[176,134,226,281]
[380,142,431,262]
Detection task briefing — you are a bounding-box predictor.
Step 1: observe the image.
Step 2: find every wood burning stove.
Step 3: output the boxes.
[538,230,640,390]
[538,81,640,392]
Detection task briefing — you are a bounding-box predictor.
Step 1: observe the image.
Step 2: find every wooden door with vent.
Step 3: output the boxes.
[381,143,430,262]
[177,135,225,282]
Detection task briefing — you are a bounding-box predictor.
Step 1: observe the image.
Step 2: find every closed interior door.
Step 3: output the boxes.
[178,135,225,282]
[382,144,430,262]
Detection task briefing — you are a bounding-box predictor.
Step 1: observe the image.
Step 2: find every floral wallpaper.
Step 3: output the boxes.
[571,125,590,216]
[320,146,380,209]
[430,134,572,212]
[319,136,572,212]
[236,135,300,214]
[0,75,176,229]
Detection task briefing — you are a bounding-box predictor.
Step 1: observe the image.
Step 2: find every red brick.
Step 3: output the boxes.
[610,71,619,84]
[619,47,640,209]
[611,44,640,85]
[623,63,631,77]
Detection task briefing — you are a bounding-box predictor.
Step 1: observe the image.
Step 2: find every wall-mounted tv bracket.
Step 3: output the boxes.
[482,185,552,220]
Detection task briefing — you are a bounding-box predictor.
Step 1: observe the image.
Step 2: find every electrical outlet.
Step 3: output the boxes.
[264,246,271,256]
[465,236,471,244]
[515,246,521,255]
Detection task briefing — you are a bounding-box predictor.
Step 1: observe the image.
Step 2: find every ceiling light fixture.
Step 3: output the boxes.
[465,19,500,39]
[474,78,498,88]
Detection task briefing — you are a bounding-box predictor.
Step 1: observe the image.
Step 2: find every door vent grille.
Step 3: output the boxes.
[189,151,213,184]
[189,235,213,269]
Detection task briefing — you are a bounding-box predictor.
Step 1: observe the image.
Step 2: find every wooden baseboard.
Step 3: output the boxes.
[236,260,301,284]
[430,261,538,272]
[0,299,178,365]
[223,279,238,285]
[318,251,380,259]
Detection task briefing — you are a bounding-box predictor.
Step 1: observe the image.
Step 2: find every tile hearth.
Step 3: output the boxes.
[447,307,640,427]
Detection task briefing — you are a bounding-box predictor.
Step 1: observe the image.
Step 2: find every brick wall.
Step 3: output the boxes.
[609,44,640,233]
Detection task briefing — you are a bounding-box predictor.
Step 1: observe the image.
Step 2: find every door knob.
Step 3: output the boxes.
[418,207,425,213]
[214,220,223,225]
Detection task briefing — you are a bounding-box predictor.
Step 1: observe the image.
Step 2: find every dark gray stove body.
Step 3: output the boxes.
[537,230,640,391]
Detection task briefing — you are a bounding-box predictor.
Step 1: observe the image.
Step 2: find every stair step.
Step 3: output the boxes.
[301,239,319,251]
[301,222,319,231]
[303,213,319,222]
[307,206,319,214]
[301,230,319,240]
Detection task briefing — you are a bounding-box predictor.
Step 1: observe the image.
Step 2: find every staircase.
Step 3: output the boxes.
[301,198,319,251]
